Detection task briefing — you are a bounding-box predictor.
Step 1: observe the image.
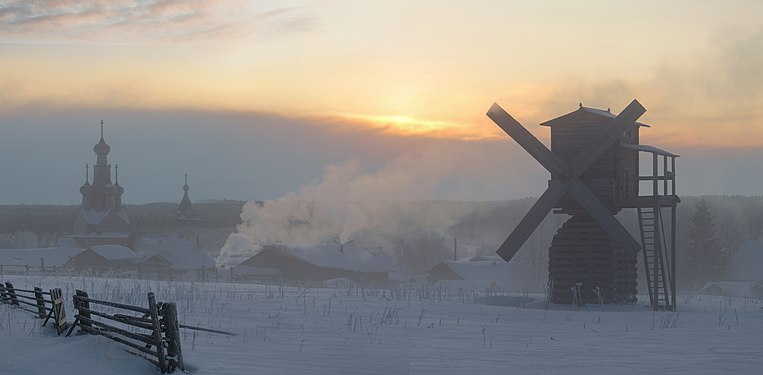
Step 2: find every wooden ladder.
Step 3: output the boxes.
[638,207,670,310]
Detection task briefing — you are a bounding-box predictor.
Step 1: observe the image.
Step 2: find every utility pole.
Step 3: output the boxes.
[454,237,458,261]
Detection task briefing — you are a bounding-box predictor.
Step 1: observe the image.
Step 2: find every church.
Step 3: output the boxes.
[71,121,131,247]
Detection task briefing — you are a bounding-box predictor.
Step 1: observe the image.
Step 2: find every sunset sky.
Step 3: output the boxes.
[1,0,762,204]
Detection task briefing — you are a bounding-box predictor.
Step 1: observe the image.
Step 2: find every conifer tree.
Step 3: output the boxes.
[684,199,727,284]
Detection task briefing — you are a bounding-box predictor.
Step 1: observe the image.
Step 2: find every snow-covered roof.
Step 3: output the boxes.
[540,105,650,127]
[90,245,140,262]
[0,247,85,268]
[699,281,763,299]
[729,240,763,282]
[79,210,131,226]
[259,244,400,273]
[429,260,534,290]
[133,236,215,270]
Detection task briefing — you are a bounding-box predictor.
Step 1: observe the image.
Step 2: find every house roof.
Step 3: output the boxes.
[133,236,215,270]
[728,240,763,281]
[232,264,281,277]
[540,105,650,127]
[79,210,131,226]
[255,243,400,273]
[699,281,763,298]
[90,244,140,262]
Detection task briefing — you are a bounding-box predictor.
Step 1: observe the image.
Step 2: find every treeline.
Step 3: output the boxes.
[0,200,246,247]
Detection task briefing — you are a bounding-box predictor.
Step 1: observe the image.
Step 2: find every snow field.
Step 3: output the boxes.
[1,274,762,374]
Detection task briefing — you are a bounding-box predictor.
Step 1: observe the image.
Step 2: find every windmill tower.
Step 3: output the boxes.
[487,100,679,310]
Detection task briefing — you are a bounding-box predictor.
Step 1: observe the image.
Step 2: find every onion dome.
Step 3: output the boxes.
[114,164,125,195]
[93,120,111,155]
[79,164,92,194]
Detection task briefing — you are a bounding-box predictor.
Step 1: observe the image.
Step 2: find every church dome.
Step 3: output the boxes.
[94,137,111,155]
[79,181,92,195]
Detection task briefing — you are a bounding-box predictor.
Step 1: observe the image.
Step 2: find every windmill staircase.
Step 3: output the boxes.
[638,207,673,310]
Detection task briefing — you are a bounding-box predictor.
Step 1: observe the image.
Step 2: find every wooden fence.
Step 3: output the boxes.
[67,290,184,374]
[0,281,186,374]
[0,281,67,334]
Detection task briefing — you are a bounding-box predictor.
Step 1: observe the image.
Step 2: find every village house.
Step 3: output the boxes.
[232,243,400,284]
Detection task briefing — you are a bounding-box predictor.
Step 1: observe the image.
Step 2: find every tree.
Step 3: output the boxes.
[683,199,728,285]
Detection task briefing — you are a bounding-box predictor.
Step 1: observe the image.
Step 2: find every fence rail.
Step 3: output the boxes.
[0,280,238,373]
[67,290,184,374]
[0,281,67,334]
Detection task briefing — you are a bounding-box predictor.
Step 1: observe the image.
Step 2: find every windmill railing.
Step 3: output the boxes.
[0,281,68,334]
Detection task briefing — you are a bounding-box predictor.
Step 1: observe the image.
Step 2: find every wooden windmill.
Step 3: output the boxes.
[487,100,679,310]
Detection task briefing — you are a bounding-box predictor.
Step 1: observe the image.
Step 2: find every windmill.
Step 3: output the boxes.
[487,100,679,310]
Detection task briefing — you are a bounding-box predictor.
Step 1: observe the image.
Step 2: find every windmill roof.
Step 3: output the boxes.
[541,106,650,127]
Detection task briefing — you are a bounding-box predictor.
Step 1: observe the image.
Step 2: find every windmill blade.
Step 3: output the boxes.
[496,179,567,261]
[566,176,642,256]
[569,99,646,176]
[487,103,568,178]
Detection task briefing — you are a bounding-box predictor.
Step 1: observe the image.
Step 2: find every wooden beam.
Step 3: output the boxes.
[487,103,568,178]
[497,179,567,261]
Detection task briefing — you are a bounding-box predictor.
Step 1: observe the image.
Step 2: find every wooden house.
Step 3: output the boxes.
[237,244,399,284]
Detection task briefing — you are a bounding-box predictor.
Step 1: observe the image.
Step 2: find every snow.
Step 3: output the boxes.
[1,274,762,374]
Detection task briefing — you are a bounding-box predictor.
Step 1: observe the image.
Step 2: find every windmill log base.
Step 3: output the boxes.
[548,215,638,305]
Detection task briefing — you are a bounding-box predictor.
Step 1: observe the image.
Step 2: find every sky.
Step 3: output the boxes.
[1,0,762,204]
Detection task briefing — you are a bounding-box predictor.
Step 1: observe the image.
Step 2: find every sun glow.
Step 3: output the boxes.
[329,112,502,141]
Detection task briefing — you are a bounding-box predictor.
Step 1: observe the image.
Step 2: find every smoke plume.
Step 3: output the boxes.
[216,141,545,267]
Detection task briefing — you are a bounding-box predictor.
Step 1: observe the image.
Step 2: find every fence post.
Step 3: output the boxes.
[5,282,19,306]
[49,288,67,335]
[148,292,168,373]
[34,287,46,318]
[74,290,92,331]
[162,302,184,372]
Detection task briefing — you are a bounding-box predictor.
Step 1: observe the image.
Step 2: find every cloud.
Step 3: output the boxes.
[0,0,313,44]
[532,27,763,147]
